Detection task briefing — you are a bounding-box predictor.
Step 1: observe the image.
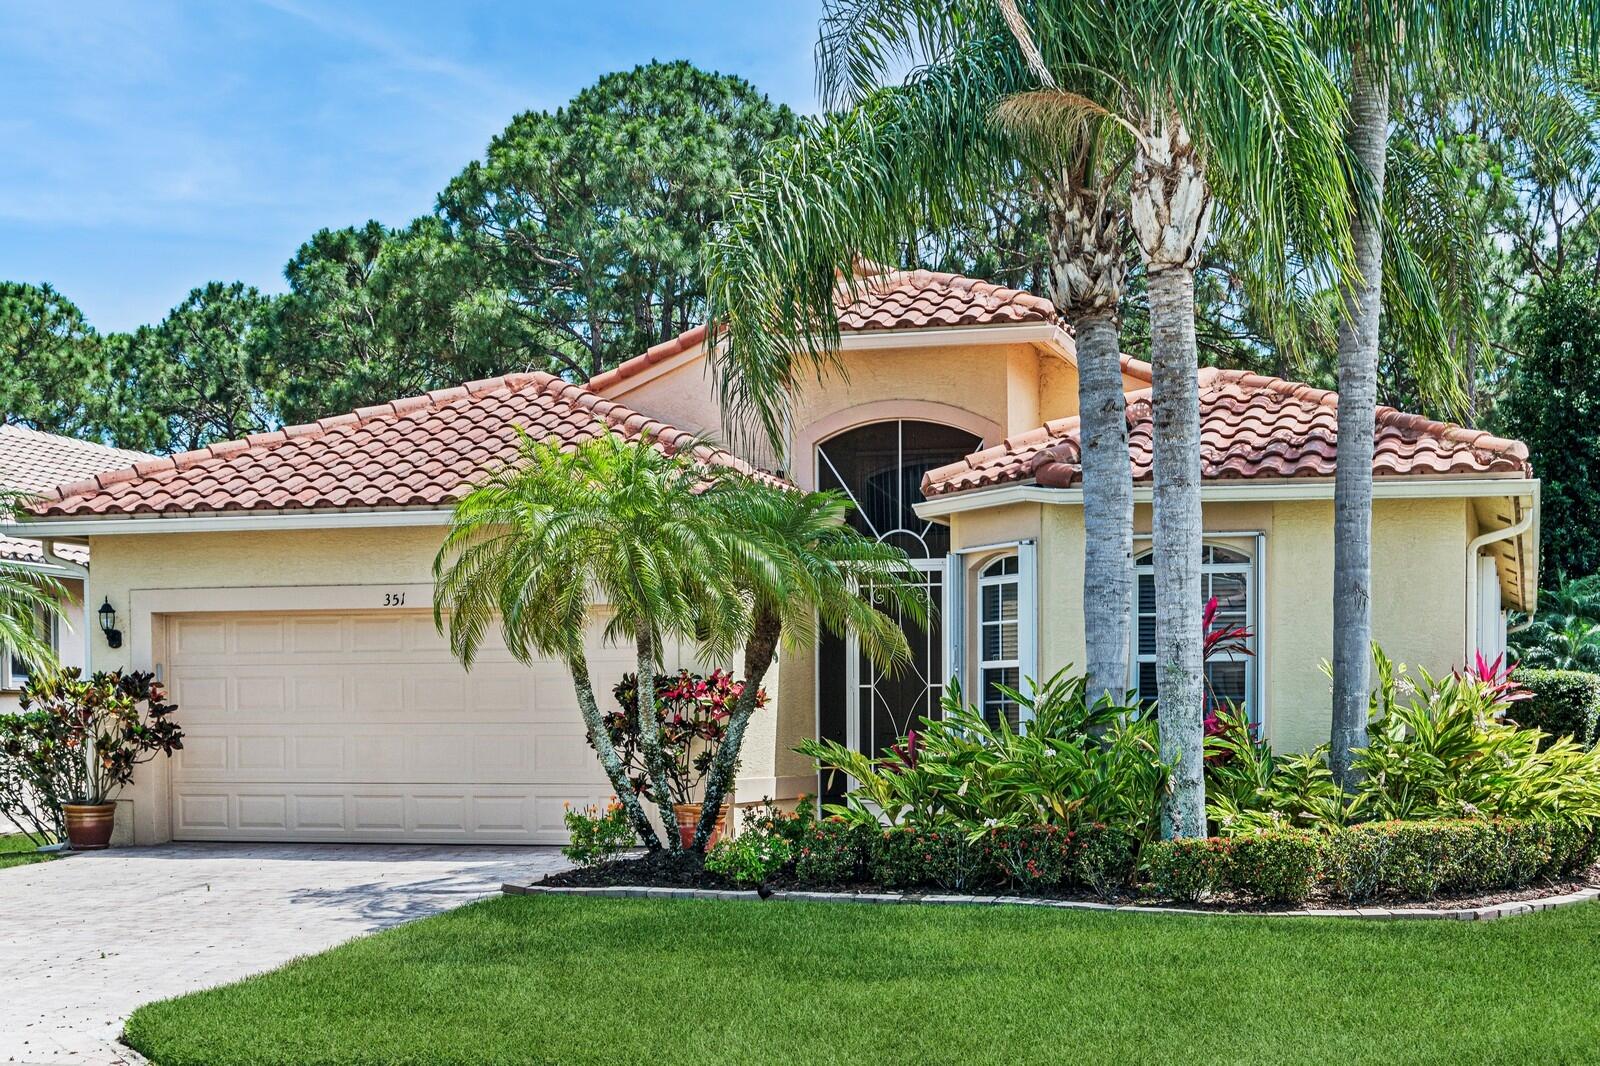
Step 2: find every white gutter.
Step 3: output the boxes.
[5,507,456,540]
[1464,502,1535,662]
[915,477,1540,519]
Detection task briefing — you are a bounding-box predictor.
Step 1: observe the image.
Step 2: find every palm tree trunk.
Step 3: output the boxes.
[1129,117,1213,838]
[1047,181,1133,709]
[570,653,661,849]
[1147,264,1206,839]
[691,610,783,852]
[633,630,682,848]
[1075,312,1133,707]
[1330,54,1389,789]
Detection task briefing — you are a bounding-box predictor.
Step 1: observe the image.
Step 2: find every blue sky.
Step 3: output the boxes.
[0,0,823,332]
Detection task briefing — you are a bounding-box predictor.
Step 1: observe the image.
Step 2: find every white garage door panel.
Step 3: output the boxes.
[165,610,635,844]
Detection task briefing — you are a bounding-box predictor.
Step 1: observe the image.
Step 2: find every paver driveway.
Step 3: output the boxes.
[0,842,571,1064]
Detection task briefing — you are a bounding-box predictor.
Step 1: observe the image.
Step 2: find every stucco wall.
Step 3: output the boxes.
[84,526,790,844]
[956,494,1473,753]
[605,339,1075,482]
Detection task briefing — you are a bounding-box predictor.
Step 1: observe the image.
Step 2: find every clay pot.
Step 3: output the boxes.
[63,803,117,850]
[672,802,729,849]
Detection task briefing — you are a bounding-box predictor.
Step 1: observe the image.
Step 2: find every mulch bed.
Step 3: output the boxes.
[540,852,1600,913]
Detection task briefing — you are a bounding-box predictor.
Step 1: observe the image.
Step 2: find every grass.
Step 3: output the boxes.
[124,894,1600,1066]
[0,832,54,870]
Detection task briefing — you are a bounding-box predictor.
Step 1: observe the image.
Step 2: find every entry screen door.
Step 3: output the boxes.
[814,420,981,799]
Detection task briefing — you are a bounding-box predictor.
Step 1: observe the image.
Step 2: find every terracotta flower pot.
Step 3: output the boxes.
[63,803,117,850]
[673,802,729,849]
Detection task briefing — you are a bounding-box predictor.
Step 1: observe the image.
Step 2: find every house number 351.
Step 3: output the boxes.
[383,592,407,606]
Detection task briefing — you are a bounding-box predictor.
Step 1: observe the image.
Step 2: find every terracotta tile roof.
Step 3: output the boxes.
[0,425,148,564]
[923,367,1531,498]
[587,267,1056,393]
[30,373,783,520]
[0,424,148,496]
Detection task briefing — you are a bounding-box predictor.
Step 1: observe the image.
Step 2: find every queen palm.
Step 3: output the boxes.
[708,9,1139,710]
[689,486,925,850]
[0,492,61,677]
[433,429,750,850]
[712,0,1352,835]
[1316,0,1600,787]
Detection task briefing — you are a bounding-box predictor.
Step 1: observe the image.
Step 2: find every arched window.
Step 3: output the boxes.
[978,555,1021,729]
[813,420,983,800]
[1133,544,1256,719]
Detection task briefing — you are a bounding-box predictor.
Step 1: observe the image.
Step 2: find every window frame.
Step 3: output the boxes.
[1131,537,1262,726]
[977,554,1022,729]
[2,604,58,692]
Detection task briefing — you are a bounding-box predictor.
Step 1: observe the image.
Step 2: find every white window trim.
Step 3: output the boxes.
[979,555,1022,727]
[1131,535,1263,726]
[946,540,1037,726]
[2,607,57,692]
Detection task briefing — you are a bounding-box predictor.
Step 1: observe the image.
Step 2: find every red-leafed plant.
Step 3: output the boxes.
[601,669,766,806]
[1458,651,1533,705]
[1201,596,1256,755]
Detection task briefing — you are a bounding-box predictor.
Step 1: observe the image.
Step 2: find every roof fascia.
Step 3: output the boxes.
[915,476,1541,519]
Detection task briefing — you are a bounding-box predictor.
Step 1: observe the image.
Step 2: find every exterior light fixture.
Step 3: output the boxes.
[98,598,122,649]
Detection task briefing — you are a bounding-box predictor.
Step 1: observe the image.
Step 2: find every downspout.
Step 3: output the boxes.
[43,538,96,807]
[1464,506,1534,663]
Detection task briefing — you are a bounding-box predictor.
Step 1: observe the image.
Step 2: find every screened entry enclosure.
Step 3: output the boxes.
[814,420,981,801]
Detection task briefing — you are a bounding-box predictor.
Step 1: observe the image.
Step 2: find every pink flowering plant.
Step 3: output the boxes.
[601,669,767,806]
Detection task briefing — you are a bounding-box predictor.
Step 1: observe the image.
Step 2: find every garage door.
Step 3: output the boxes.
[164,610,631,843]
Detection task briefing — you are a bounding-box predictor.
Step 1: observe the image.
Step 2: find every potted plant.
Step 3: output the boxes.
[600,669,765,848]
[17,670,183,850]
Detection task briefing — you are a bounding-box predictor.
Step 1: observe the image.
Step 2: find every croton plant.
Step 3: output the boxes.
[600,669,766,807]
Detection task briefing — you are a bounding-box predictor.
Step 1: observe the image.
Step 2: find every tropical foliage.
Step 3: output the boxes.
[435,429,923,853]
[599,669,765,808]
[798,671,1171,851]
[1206,650,1600,833]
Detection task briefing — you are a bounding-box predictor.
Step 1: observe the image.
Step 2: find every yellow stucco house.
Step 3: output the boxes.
[7,266,1539,845]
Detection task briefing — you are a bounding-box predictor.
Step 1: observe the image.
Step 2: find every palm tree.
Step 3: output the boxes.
[433,429,749,851]
[1318,0,1599,787]
[706,15,1140,708]
[689,486,926,850]
[994,0,1352,836]
[0,492,62,678]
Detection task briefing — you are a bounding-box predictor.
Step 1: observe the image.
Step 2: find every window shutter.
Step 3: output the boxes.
[944,551,966,704]
[1017,540,1038,716]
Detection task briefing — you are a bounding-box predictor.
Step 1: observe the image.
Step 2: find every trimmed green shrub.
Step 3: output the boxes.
[1515,670,1600,746]
[1321,828,1390,903]
[704,830,792,887]
[1226,831,1321,904]
[1546,819,1600,877]
[1145,837,1230,903]
[871,826,981,891]
[793,819,871,886]
[1075,825,1136,901]
[982,825,1076,893]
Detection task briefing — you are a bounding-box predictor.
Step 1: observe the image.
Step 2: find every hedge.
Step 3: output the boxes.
[1515,669,1600,746]
[787,818,1597,904]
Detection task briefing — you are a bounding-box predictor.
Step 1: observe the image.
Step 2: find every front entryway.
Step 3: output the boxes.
[814,419,980,800]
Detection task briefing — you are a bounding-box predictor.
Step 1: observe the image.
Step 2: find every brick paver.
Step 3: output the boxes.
[0,843,570,1064]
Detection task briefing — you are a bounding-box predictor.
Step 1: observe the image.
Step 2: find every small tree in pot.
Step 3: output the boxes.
[602,668,767,847]
[11,670,184,849]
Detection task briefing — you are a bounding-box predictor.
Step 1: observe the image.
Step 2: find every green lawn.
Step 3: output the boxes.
[126,894,1600,1066]
[0,833,55,870]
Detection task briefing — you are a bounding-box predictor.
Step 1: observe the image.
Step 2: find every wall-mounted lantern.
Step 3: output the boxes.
[98,598,122,649]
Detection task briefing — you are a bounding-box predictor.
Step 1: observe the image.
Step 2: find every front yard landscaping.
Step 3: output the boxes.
[125,892,1600,1066]
[0,833,54,870]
